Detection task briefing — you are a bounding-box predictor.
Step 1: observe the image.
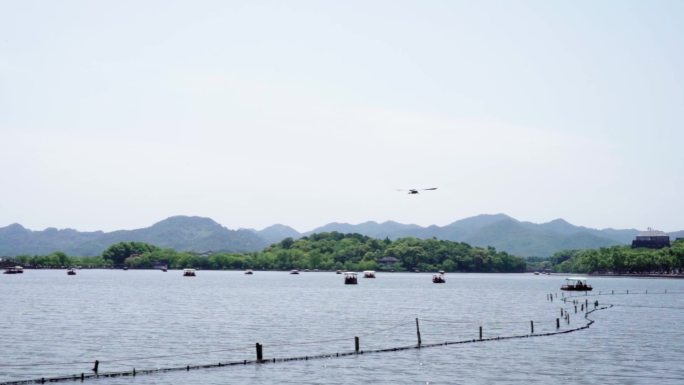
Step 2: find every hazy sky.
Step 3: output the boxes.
[1,0,683,233]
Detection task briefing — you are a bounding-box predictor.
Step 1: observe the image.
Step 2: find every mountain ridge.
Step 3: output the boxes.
[0,214,679,257]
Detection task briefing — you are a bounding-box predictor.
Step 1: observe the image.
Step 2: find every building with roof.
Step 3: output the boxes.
[631,228,670,249]
[378,256,399,265]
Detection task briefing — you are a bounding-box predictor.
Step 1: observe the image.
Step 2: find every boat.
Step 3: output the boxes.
[67,268,76,276]
[335,270,342,274]
[161,267,167,272]
[244,269,254,275]
[432,273,445,283]
[344,272,358,285]
[560,277,592,291]
[123,266,128,271]
[290,269,299,275]
[363,270,376,278]
[533,271,540,275]
[183,268,196,277]
[3,266,24,274]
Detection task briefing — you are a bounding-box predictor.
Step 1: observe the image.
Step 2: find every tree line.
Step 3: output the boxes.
[547,238,684,274]
[9,235,682,274]
[6,232,527,273]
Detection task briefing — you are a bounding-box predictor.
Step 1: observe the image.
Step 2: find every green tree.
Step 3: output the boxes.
[102,242,160,267]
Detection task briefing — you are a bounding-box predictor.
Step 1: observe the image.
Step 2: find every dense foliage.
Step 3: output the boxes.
[102,242,161,267]
[254,233,526,272]
[550,239,684,274]
[5,232,527,273]
[10,236,683,275]
[10,252,112,268]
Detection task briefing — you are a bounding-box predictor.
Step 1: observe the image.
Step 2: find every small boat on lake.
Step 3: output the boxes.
[161,267,167,272]
[344,272,358,285]
[432,273,445,283]
[244,269,254,275]
[290,269,299,275]
[183,268,196,277]
[363,270,376,278]
[560,277,592,291]
[4,266,24,274]
[336,270,342,274]
[67,268,76,276]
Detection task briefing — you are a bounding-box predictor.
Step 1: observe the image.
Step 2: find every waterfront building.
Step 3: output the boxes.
[631,228,670,249]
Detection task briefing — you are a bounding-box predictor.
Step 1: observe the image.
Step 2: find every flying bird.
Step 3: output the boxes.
[397,187,438,195]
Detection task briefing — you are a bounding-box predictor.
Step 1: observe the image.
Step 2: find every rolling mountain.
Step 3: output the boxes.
[0,214,679,257]
[0,216,267,257]
[251,224,302,245]
[307,220,422,239]
[305,214,635,257]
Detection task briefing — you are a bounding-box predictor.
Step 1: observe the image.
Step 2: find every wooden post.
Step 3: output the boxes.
[574,305,577,313]
[612,290,614,294]
[80,373,84,382]
[479,326,483,340]
[556,318,560,329]
[133,368,136,376]
[92,360,99,374]
[256,343,263,362]
[560,308,563,317]
[355,336,360,353]
[415,318,422,347]
[530,320,534,334]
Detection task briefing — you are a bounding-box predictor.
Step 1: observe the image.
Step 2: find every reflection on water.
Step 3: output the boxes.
[2,271,683,384]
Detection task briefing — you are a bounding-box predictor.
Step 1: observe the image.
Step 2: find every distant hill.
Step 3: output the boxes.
[307,214,635,257]
[307,220,422,239]
[0,214,680,257]
[251,224,302,245]
[459,216,623,257]
[0,216,267,256]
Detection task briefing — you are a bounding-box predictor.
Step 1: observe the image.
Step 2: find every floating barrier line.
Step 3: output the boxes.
[0,320,417,369]
[420,318,561,325]
[0,314,603,385]
[0,346,255,368]
[7,289,681,385]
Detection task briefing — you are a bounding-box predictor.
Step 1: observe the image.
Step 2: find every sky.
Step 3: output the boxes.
[1,0,683,233]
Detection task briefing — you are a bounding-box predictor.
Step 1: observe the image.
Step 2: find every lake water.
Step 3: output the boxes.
[2,270,684,384]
